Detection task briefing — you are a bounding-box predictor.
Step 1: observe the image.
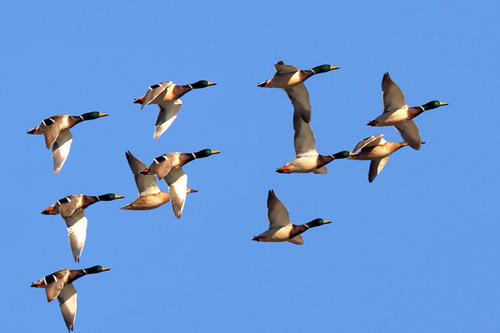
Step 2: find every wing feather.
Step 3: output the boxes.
[368,156,390,182]
[64,209,87,262]
[267,190,291,229]
[58,283,77,331]
[293,111,317,157]
[382,73,406,112]
[394,120,421,150]
[125,151,160,196]
[164,167,188,218]
[353,134,384,153]
[286,83,311,123]
[141,81,173,107]
[52,130,72,173]
[154,99,182,139]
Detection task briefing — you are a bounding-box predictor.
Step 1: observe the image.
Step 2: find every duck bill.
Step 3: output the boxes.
[187,188,198,194]
[349,152,359,157]
[114,195,125,199]
[323,220,332,224]
[329,66,340,70]
[439,102,448,106]
[101,267,111,271]
[207,82,216,86]
[211,150,221,155]
[98,113,109,117]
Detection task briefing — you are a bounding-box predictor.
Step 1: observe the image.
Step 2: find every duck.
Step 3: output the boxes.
[257,61,340,122]
[27,111,108,173]
[31,265,110,331]
[134,80,216,139]
[140,149,220,218]
[348,134,422,182]
[367,73,448,150]
[276,98,355,174]
[41,193,124,262]
[121,151,198,210]
[252,190,331,245]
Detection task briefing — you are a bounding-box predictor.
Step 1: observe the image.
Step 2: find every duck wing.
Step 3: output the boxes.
[274,61,299,74]
[368,156,390,183]
[151,154,172,180]
[293,111,317,157]
[164,167,188,218]
[154,99,182,139]
[267,190,291,229]
[394,120,421,150]
[288,234,304,245]
[52,129,73,174]
[286,83,311,123]
[57,283,77,331]
[382,73,406,113]
[125,151,160,196]
[64,208,87,262]
[44,270,70,302]
[38,116,63,149]
[353,134,384,153]
[141,81,173,108]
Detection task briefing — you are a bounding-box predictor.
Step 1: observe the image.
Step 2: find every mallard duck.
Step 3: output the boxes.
[27,111,108,173]
[257,61,340,122]
[276,101,355,174]
[31,265,110,331]
[252,190,331,245]
[348,134,422,182]
[41,193,124,262]
[121,151,197,210]
[134,80,216,139]
[367,73,448,150]
[140,149,220,218]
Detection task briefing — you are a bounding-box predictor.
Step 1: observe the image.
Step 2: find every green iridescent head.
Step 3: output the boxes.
[83,265,110,274]
[194,149,221,158]
[306,218,332,228]
[80,111,109,120]
[311,64,340,74]
[97,193,125,201]
[190,80,217,89]
[421,100,448,111]
[332,151,357,159]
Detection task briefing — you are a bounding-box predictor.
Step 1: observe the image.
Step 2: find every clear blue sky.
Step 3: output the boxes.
[2,1,499,332]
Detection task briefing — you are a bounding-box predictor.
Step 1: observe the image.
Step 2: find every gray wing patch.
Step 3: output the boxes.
[382,73,406,112]
[286,83,311,123]
[267,190,291,229]
[141,81,173,107]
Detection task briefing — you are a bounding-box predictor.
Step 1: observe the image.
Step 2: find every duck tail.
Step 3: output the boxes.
[27,127,39,134]
[133,96,144,104]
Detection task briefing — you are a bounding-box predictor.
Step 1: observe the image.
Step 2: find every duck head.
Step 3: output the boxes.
[332,151,358,159]
[421,100,448,111]
[305,218,332,228]
[82,265,111,274]
[80,111,108,120]
[193,149,220,158]
[96,193,125,201]
[190,80,216,89]
[311,64,340,74]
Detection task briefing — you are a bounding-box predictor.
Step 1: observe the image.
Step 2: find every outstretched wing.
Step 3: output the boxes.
[52,129,73,174]
[368,156,390,183]
[154,99,183,139]
[57,283,77,331]
[267,190,291,229]
[293,111,317,157]
[64,208,87,262]
[394,120,421,150]
[286,83,311,123]
[141,81,173,107]
[382,73,406,112]
[353,134,384,153]
[274,61,299,74]
[125,151,160,196]
[164,167,188,218]
[288,234,304,245]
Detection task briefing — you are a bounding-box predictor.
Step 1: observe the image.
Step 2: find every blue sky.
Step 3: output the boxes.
[2,1,499,332]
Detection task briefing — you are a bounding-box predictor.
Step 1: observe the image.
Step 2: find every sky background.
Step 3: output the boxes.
[1,1,499,332]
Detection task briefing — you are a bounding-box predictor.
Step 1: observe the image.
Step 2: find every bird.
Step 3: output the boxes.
[121,151,198,210]
[140,149,220,218]
[26,111,108,173]
[348,134,422,182]
[134,80,216,139]
[367,73,448,150]
[31,265,110,331]
[252,190,331,245]
[276,101,356,174]
[257,61,340,123]
[41,193,124,262]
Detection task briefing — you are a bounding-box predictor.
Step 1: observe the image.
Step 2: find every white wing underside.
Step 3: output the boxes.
[64,209,88,262]
[164,167,188,218]
[353,134,384,153]
[58,283,77,331]
[125,151,160,196]
[382,73,406,113]
[154,99,183,139]
[52,129,73,173]
[369,156,390,182]
[288,234,304,245]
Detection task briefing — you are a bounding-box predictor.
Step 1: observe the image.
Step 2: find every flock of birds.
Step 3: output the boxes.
[27,61,447,331]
